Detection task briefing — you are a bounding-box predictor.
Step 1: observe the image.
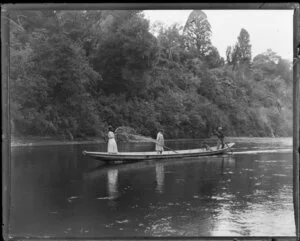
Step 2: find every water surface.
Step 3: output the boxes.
[8,138,295,237]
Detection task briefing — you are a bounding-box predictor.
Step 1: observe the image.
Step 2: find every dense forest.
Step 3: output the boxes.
[9,10,293,140]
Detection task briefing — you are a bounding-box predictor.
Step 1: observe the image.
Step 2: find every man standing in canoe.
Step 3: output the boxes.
[107,126,118,153]
[156,129,164,154]
[214,126,225,150]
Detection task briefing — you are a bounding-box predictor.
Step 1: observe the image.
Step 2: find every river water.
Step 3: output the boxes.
[8,138,295,237]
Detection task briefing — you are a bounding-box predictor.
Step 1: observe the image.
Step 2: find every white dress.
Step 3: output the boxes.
[107,131,118,153]
[155,132,164,152]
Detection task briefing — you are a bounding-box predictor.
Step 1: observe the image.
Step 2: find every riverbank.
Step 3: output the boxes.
[10,136,105,147]
[9,136,292,147]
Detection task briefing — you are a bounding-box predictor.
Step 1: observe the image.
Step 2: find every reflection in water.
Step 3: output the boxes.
[155,163,165,194]
[220,155,236,175]
[223,155,236,167]
[107,169,119,200]
[9,138,295,237]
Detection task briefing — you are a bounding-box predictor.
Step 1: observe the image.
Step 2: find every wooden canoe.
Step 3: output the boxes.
[82,142,235,162]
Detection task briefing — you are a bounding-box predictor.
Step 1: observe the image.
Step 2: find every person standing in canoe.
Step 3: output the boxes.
[107,126,118,153]
[156,129,164,154]
[213,127,225,150]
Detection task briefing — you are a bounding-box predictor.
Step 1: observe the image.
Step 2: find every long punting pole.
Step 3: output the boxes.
[293,5,300,238]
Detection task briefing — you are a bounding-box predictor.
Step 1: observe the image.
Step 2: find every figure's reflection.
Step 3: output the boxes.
[226,155,236,168]
[155,163,165,194]
[107,168,119,200]
[221,155,236,174]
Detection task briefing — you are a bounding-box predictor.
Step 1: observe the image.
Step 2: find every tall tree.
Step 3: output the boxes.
[237,28,252,63]
[226,45,233,64]
[226,28,251,68]
[183,10,212,57]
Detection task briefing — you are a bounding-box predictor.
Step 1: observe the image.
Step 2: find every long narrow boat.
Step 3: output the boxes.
[82,142,235,163]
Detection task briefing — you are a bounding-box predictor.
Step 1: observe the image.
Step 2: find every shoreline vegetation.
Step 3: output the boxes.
[10,10,293,141]
[10,136,292,147]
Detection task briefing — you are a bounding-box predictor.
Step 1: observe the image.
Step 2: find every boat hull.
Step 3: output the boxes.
[83,143,235,163]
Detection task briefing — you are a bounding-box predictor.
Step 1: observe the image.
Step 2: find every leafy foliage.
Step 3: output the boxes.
[237,28,252,63]
[9,10,293,140]
[183,10,212,57]
[226,28,252,69]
